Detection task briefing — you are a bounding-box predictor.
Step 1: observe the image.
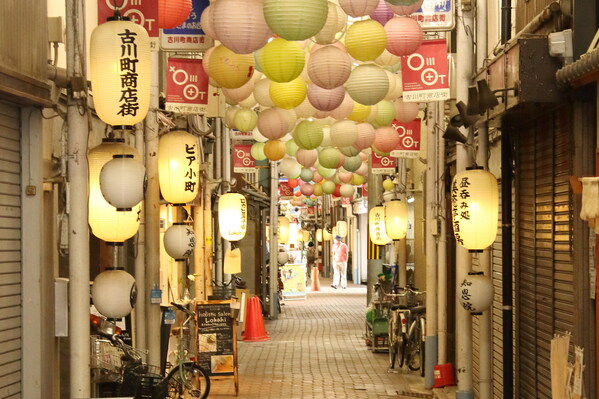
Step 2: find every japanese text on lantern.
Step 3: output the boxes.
[184,227,196,257]
[451,176,471,246]
[117,29,140,118]
[373,211,383,242]
[185,143,198,192]
[460,279,474,312]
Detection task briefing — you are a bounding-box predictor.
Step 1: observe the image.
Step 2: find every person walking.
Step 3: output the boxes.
[331,235,348,289]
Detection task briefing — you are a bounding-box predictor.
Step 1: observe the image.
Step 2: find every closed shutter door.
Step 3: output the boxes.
[0,102,21,398]
[516,107,573,399]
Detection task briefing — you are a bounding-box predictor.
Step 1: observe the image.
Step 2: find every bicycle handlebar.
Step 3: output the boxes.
[170,302,195,317]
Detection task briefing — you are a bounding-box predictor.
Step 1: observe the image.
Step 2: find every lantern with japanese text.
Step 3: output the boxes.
[458,272,494,315]
[91,269,136,319]
[158,130,200,205]
[164,223,195,261]
[219,193,248,241]
[369,206,391,245]
[100,155,146,211]
[384,199,408,240]
[90,17,151,127]
[278,216,290,243]
[450,167,498,252]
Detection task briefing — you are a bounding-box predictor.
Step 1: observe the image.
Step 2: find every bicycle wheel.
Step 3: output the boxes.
[164,363,210,399]
[419,333,426,377]
[398,332,408,368]
[388,313,398,369]
[407,318,422,372]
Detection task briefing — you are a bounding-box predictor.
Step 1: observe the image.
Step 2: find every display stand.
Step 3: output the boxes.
[280,263,307,300]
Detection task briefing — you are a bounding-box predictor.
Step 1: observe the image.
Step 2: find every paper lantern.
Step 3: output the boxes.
[318,147,342,169]
[234,108,258,132]
[372,100,396,127]
[345,64,389,106]
[252,127,268,143]
[336,221,348,238]
[375,48,401,66]
[345,19,387,62]
[394,99,419,122]
[91,269,136,319]
[261,38,305,83]
[270,78,307,110]
[286,139,299,156]
[251,142,267,161]
[383,178,395,191]
[301,183,315,196]
[277,250,290,265]
[299,167,313,181]
[317,164,336,179]
[90,18,151,127]
[208,45,255,89]
[158,130,200,205]
[200,5,218,40]
[288,178,299,188]
[385,16,423,56]
[88,139,141,244]
[369,206,392,245]
[264,0,329,41]
[451,168,499,251]
[164,223,195,261]
[339,146,360,157]
[352,123,375,151]
[355,162,369,176]
[323,227,333,240]
[313,183,324,196]
[322,180,336,194]
[370,0,394,25]
[330,120,359,147]
[307,83,346,112]
[296,148,318,167]
[225,106,240,129]
[254,79,275,107]
[308,45,352,89]
[280,157,302,178]
[385,199,408,240]
[338,0,379,17]
[278,216,290,243]
[313,2,347,44]
[293,120,324,150]
[385,70,403,100]
[340,184,355,198]
[459,272,494,315]
[264,139,287,161]
[330,92,355,120]
[159,0,192,29]
[344,155,362,172]
[348,102,371,122]
[219,193,248,241]
[257,107,290,140]
[351,174,365,186]
[212,0,271,54]
[222,79,255,104]
[283,109,298,132]
[316,228,323,241]
[312,171,324,183]
[386,0,424,15]
[100,155,145,211]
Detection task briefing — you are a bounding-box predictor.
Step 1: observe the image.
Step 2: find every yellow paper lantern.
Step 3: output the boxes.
[316,228,323,241]
[344,19,387,62]
[307,45,352,89]
[270,77,307,109]
[385,199,408,240]
[234,108,258,132]
[260,38,306,83]
[369,206,391,245]
[264,0,329,41]
[208,45,255,89]
[278,216,290,243]
[219,193,248,241]
[323,227,333,241]
[90,18,151,127]
[302,230,311,242]
[264,139,287,161]
[158,130,200,205]
[451,168,499,251]
[348,102,371,122]
[345,64,389,106]
[88,139,141,244]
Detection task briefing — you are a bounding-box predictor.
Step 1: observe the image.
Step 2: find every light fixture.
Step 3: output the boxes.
[158,130,200,206]
[323,227,332,241]
[163,223,195,261]
[91,268,137,319]
[384,199,408,240]
[458,272,494,315]
[407,194,415,204]
[100,154,146,211]
[368,206,391,245]
[277,216,290,244]
[218,193,248,241]
[316,228,323,242]
[336,221,348,238]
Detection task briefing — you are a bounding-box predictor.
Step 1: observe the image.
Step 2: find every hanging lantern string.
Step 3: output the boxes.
[112,0,125,15]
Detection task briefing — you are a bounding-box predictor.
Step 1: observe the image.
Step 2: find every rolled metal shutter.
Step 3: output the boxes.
[0,102,21,398]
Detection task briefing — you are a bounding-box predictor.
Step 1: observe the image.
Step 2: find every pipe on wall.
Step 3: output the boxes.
[134,123,147,350]
[437,100,448,365]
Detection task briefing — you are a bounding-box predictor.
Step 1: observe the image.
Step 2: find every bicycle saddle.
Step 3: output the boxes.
[410,305,426,314]
[390,304,410,310]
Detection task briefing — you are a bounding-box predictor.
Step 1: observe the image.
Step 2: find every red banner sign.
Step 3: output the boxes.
[233,144,255,173]
[391,119,421,158]
[279,181,294,198]
[98,0,159,38]
[165,58,209,114]
[401,39,449,102]
[371,153,395,175]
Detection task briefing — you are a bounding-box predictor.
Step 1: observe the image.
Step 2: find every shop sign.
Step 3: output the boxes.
[279,181,294,198]
[390,119,421,158]
[371,153,395,175]
[161,0,213,50]
[165,58,209,114]
[231,130,254,140]
[233,144,255,173]
[97,0,159,49]
[401,39,450,102]
[410,0,455,32]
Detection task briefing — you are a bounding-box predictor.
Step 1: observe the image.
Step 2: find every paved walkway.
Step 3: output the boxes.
[209,277,431,398]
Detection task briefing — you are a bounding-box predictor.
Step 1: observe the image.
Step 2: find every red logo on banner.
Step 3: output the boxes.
[391,119,421,158]
[98,0,159,37]
[371,153,396,175]
[165,58,209,114]
[362,184,368,197]
[401,39,449,102]
[279,181,294,198]
[233,144,255,173]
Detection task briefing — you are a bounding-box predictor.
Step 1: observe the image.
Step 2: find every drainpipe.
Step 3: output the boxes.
[269,161,279,319]
[214,119,223,285]
[204,149,215,297]
[66,0,90,396]
[456,1,474,398]
[134,123,147,350]
[437,100,448,365]
[223,120,231,285]
[193,131,206,300]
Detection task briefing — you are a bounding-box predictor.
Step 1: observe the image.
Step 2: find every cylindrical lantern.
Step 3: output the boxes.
[278,216,290,243]
[90,18,151,127]
[451,167,499,251]
[385,16,423,57]
[219,193,248,241]
[163,223,195,261]
[159,0,192,29]
[345,64,390,106]
[308,45,352,89]
[344,19,387,62]
[338,0,379,17]
[260,38,305,83]
[316,228,323,241]
[369,206,391,245]
[264,139,287,161]
[89,139,141,244]
[458,272,494,315]
[100,155,145,211]
[212,0,271,54]
[208,45,255,89]
[384,199,408,240]
[91,269,137,319]
[336,220,348,237]
[158,130,200,205]
[263,0,329,41]
[270,77,307,110]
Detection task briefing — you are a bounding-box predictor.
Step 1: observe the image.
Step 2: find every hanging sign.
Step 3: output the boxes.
[390,119,421,158]
[233,144,255,173]
[279,181,294,198]
[161,0,213,50]
[97,0,159,49]
[371,153,395,175]
[401,39,450,102]
[165,58,209,114]
[410,0,455,32]
[231,130,255,141]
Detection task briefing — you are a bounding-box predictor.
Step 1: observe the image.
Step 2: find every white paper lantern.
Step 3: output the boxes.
[384,199,408,240]
[369,206,391,245]
[316,228,323,241]
[330,120,359,147]
[277,249,290,265]
[459,272,494,315]
[280,157,302,179]
[278,216,290,243]
[164,223,195,261]
[158,130,200,205]
[313,1,348,44]
[91,269,136,319]
[100,155,145,211]
[345,64,389,106]
[219,193,248,241]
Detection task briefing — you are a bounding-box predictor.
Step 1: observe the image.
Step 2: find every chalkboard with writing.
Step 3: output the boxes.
[195,300,237,379]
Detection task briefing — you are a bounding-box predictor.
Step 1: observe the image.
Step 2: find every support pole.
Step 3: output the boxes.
[366,157,384,304]
[214,120,223,285]
[134,123,147,350]
[437,101,448,365]
[66,0,90,396]
[268,161,279,319]
[397,159,408,287]
[222,120,231,285]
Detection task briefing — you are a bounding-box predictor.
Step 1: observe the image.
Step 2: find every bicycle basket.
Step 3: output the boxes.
[136,365,163,399]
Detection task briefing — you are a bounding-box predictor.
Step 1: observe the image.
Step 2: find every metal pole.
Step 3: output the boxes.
[269,161,279,319]
[204,150,215,298]
[437,100,448,365]
[367,157,384,304]
[223,120,231,285]
[134,123,147,350]
[397,159,408,287]
[214,119,223,285]
[66,0,90,396]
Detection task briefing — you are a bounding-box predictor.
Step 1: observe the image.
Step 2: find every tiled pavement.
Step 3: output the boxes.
[209,277,432,398]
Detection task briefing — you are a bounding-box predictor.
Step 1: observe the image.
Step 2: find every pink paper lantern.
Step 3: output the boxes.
[296,149,319,167]
[257,107,290,140]
[159,0,192,29]
[385,16,423,56]
[329,92,354,120]
[385,0,424,15]
[313,108,332,119]
[200,5,218,40]
[373,126,400,153]
[394,99,419,122]
[308,45,352,89]
[310,41,346,54]
[370,0,394,26]
[307,83,346,112]
[338,171,353,184]
[312,171,323,183]
[355,162,369,176]
[353,123,376,150]
[338,0,379,17]
[300,183,315,196]
[212,0,272,54]
[222,79,255,103]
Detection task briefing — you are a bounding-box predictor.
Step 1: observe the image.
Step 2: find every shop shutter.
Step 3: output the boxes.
[0,102,21,398]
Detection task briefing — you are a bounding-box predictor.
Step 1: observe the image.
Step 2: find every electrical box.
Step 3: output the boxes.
[55,278,69,337]
[48,16,64,43]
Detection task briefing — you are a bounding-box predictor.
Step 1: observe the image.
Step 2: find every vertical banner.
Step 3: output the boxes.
[160,0,213,50]
[390,119,421,158]
[278,181,294,198]
[411,0,455,31]
[165,58,209,114]
[233,144,256,173]
[401,39,450,102]
[371,153,396,175]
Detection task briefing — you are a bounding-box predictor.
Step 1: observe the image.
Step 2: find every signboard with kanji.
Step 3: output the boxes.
[279,181,294,198]
[233,144,255,173]
[231,130,254,141]
[401,39,450,103]
[98,0,159,49]
[371,153,395,175]
[161,0,213,50]
[390,119,421,158]
[411,0,454,31]
[165,58,209,114]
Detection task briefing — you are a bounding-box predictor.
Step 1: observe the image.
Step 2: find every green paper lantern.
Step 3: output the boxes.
[373,100,397,127]
[322,180,336,194]
[264,0,329,41]
[345,64,389,106]
[316,163,336,178]
[339,146,361,157]
[300,168,314,182]
[344,155,362,172]
[286,139,299,157]
[260,38,305,83]
[234,108,258,132]
[293,120,324,150]
[318,147,342,169]
[251,142,267,161]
